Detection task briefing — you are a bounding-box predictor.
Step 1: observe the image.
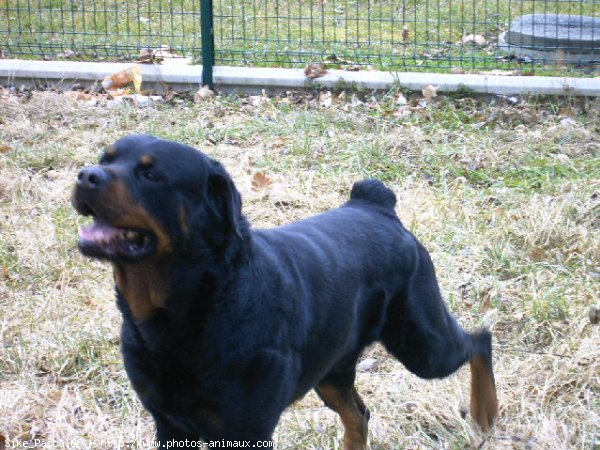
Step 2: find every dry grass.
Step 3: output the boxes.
[0,87,598,449]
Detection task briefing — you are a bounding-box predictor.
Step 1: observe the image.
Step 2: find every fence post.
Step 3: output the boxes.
[200,0,214,88]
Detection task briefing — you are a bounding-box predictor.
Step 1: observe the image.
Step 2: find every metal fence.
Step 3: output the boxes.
[1,0,599,73]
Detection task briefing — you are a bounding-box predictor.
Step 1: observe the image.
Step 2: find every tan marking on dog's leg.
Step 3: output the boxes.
[317,384,369,450]
[470,355,498,431]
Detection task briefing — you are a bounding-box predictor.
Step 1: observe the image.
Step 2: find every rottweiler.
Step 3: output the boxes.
[72,134,497,449]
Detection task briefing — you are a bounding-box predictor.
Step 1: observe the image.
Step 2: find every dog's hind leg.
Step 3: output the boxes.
[468,330,498,431]
[315,372,370,450]
[381,242,498,430]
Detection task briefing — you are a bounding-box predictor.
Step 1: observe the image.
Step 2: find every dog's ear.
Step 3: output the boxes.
[207,173,243,238]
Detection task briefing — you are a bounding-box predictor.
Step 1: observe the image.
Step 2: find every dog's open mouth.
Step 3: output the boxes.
[78,218,156,261]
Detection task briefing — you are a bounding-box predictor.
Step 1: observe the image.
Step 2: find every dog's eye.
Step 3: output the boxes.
[137,165,162,182]
[99,154,114,165]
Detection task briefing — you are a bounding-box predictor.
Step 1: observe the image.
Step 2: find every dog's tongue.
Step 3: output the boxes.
[79,219,121,244]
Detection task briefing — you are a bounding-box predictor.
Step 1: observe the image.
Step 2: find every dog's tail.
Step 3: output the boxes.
[350,179,397,210]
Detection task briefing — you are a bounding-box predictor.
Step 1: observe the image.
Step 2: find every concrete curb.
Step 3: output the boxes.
[1,59,599,96]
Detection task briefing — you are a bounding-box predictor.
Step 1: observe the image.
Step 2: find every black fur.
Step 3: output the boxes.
[72,134,496,448]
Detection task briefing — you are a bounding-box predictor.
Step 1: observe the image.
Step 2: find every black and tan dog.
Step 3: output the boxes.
[72,134,497,449]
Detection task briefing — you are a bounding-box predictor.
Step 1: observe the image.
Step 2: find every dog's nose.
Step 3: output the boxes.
[77,166,110,189]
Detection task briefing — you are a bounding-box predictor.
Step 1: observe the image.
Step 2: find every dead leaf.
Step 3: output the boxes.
[137,45,191,66]
[126,94,163,108]
[57,49,78,59]
[164,89,178,103]
[252,172,273,191]
[558,106,577,118]
[319,91,333,108]
[158,46,193,66]
[474,35,487,45]
[393,107,412,119]
[63,91,98,106]
[137,48,156,63]
[69,91,92,101]
[130,70,143,93]
[102,66,142,93]
[107,88,133,97]
[194,85,215,103]
[395,92,408,105]
[0,434,5,450]
[481,70,518,76]
[479,286,494,311]
[422,84,439,100]
[324,55,355,66]
[247,93,269,107]
[156,48,177,59]
[350,95,364,107]
[270,137,288,149]
[461,34,487,46]
[402,26,410,42]
[0,143,13,153]
[305,62,327,79]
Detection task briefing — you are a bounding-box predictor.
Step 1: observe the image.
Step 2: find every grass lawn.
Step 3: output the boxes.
[0,87,599,449]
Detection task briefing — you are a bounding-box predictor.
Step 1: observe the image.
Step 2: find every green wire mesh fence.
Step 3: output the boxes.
[1,0,599,72]
[0,1,203,60]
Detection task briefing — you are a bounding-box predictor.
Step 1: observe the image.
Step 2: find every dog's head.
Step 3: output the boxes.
[72,134,245,263]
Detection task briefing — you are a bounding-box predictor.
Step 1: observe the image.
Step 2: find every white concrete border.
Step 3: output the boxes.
[1,59,599,96]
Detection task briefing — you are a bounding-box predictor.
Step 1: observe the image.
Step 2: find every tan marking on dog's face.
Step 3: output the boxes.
[140,154,155,166]
[103,180,172,256]
[94,179,173,322]
[105,145,117,158]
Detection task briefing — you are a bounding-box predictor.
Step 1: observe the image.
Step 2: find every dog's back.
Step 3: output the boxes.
[252,180,414,293]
